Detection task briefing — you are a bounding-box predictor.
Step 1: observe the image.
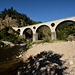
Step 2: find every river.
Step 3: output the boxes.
[0,45,27,75]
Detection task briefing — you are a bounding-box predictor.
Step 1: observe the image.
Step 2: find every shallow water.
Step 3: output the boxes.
[0,46,27,62]
[0,45,27,75]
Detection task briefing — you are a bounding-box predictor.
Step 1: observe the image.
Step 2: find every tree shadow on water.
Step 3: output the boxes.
[18,51,67,75]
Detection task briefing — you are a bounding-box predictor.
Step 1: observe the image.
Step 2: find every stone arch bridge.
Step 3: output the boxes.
[12,16,75,42]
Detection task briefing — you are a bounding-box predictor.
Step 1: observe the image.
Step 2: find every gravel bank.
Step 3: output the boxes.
[20,41,75,75]
[22,41,75,61]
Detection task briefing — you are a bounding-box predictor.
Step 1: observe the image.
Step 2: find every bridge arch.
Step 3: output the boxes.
[36,25,51,40]
[17,29,20,35]
[55,20,75,40]
[36,24,51,32]
[55,20,75,30]
[23,28,33,40]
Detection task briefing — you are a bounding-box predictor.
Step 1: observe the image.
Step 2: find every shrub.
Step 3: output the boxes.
[42,38,50,43]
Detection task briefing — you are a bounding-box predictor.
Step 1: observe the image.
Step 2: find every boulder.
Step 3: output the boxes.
[67,33,75,41]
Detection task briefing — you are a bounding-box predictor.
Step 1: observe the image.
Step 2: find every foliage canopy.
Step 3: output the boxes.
[0,7,41,27]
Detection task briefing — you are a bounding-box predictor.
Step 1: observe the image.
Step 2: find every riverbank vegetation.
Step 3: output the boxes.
[0,7,41,47]
[56,22,75,40]
[0,26,26,47]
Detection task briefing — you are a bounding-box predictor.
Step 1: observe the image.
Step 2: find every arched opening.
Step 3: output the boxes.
[55,20,75,40]
[23,28,33,41]
[17,29,20,35]
[51,23,55,27]
[36,25,51,40]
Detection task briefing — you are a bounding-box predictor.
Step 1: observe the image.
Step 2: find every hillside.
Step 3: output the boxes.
[0,7,42,46]
[0,7,41,30]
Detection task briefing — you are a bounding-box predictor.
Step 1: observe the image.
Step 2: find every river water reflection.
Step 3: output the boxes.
[0,46,27,62]
[0,45,27,75]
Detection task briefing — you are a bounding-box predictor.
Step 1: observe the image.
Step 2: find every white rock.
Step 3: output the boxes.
[19,55,22,58]
[69,61,73,65]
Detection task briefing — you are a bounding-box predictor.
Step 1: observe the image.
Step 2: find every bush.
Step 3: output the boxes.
[56,22,75,40]
[42,38,50,43]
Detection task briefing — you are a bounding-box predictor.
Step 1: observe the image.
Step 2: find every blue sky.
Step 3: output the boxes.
[0,0,75,22]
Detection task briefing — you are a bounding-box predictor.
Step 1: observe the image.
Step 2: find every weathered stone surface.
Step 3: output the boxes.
[2,41,14,47]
